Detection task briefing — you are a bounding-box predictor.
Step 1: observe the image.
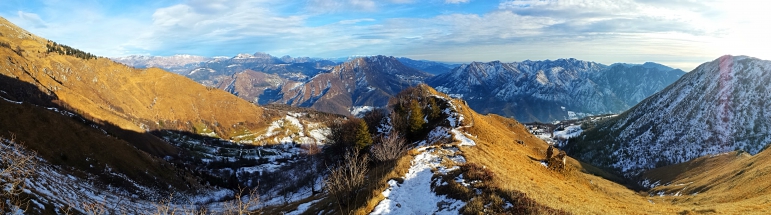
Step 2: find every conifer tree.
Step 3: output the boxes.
[428,98,441,120]
[354,120,373,150]
[408,99,425,134]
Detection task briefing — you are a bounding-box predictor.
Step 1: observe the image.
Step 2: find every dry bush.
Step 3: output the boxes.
[325,148,369,212]
[500,189,570,215]
[461,163,495,185]
[369,132,408,163]
[0,134,37,214]
[222,186,261,215]
[81,200,109,215]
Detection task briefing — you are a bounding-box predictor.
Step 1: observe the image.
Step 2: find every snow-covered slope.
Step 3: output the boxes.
[570,55,771,176]
[396,57,456,75]
[111,55,213,74]
[427,59,684,122]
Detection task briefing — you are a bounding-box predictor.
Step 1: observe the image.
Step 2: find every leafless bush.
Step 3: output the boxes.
[325,148,369,211]
[81,200,109,215]
[223,186,260,215]
[0,134,37,214]
[370,132,408,163]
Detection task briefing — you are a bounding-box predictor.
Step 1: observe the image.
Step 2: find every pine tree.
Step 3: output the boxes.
[428,98,441,120]
[354,120,373,150]
[408,99,425,134]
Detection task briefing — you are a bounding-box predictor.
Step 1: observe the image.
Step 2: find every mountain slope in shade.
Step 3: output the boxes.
[396,57,456,75]
[275,55,432,115]
[426,59,684,122]
[570,55,771,176]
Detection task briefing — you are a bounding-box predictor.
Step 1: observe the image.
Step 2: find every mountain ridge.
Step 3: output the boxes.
[570,55,771,176]
[427,58,685,122]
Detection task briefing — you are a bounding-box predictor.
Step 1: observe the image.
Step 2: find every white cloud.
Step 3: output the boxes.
[5,0,770,71]
[338,18,376,25]
[445,0,470,4]
[16,11,47,28]
[306,0,377,13]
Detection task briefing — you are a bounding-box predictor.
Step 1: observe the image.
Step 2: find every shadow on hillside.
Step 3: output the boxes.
[0,74,206,194]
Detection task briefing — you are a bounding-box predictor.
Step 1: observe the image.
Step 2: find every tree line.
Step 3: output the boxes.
[46,40,98,60]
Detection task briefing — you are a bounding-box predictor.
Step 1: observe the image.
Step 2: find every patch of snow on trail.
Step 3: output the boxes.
[371,147,465,214]
[450,129,475,146]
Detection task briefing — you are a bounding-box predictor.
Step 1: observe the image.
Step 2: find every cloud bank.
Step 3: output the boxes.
[3,0,770,71]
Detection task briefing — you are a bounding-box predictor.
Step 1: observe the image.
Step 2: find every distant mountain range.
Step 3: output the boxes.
[570,55,771,176]
[115,54,684,121]
[427,59,685,122]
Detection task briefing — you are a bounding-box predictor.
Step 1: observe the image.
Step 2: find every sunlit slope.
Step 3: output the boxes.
[0,17,268,139]
[389,86,679,214]
[642,149,771,214]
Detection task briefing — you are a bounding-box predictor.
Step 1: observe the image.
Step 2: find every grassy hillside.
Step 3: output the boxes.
[368,85,771,214]
[0,17,272,139]
[0,97,196,195]
[643,150,771,214]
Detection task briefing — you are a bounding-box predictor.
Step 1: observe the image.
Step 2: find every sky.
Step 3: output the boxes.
[2,0,770,71]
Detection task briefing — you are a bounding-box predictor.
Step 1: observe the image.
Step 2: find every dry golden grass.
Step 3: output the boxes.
[0,17,277,140]
[442,92,687,214]
[0,98,196,193]
[643,149,771,214]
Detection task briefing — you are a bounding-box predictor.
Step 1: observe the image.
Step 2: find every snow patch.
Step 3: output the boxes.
[371,147,465,214]
[350,106,374,118]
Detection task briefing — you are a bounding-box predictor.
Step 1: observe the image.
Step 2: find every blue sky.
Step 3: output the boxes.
[2,0,770,71]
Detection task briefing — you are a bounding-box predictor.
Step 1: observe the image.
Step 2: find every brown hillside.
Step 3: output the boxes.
[411,85,703,214]
[0,17,271,139]
[0,96,197,194]
[643,149,771,214]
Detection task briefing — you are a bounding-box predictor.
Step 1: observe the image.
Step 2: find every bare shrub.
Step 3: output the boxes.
[369,132,408,163]
[223,186,261,215]
[0,134,37,214]
[325,148,369,212]
[461,163,495,184]
[81,200,109,215]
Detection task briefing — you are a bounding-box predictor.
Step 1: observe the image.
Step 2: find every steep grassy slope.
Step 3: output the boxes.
[449,94,684,214]
[299,85,702,214]
[0,17,270,139]
[0,93,195,195]
[641,150,771,214]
